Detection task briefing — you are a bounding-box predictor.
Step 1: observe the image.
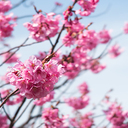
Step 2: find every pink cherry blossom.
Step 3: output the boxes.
[108,44,124,58]
[98,29,111,44]
[34,91,54,106]
[104,103,128,127]
[78,82,89,94]
[0,13,16,40]
[62,19,84,47]
[60,46,91,79]
[0,0,12,13]
[76,30,99,50]
[0,114,9,128]
[55,2,62,6]
[74,0,99,16]
[65,95,89,110]
[24,13,61,42]
[6,56,62,99]
[42,108,68,128]
[35,51,47,61]
[89,59,106,73]
[63,6,73,20]
[70,112,94,128]
[123,22,128,34]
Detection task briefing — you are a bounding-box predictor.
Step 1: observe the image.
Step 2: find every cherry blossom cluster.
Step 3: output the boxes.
[104,103,128,127]
[62,18,85,47]
[108,44,124,58]
[35,51,47,61]
[24,13,61,42]
[98,29,111,44]
[73,0,99,16]
[0,0,12,13]
[70,112,94,128]
[42,107,68,128]
[0,88,24,105]
[89,59,106,73]
[78,82,89,94]
[6,56,62,99]
[65,82,89,110]
[0,13,16,40]
[63,6,73,21]
[60,46,105,79]
[0,114,9,128]
[65,95,89,110]
[34,91,54,106]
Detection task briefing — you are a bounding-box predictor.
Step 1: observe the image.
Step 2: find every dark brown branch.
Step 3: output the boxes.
[0,89,19,108]
[47,36,53,47]
[9,98,27,128]
[14,99,33,123]
[51,24,65,54]
[17,104,36,128]
[0,94,12,121]
[18,114,42,128]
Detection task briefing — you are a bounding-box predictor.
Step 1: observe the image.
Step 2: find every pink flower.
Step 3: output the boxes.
[104,103,128,127]
[62,19,84,47]
[70,112,94,128]
[34,91,54,106]
[76,30,99,50]
[74,0,99,16]
[60,46,90,79]
[35,51,47,61]
[0,13,16,40]
[6,56,62,99]
[98,29,111,44]
[55,2,62,6]
[0,1,12,13]
[123,22,128,34]
[63,6,73,20]
[0,114,9,128]
[65,95,89,110]
[108,44,124,58]
[24,13,61,42]
[89,59,106,73]
[78,82,89,94]
[42,108,68,128]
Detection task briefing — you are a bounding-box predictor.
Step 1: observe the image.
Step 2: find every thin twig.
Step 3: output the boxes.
[10,0,28,11]
[14,99,33,123]
[0,94,12,121]
[0,89,19,108]
[0,82,10,88]
[9,98,27,128]
[54,79,69,89]
[51,24,65,54]
[0,37,29,66]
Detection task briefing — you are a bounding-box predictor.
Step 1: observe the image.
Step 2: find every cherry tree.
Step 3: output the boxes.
[0,0,128,128]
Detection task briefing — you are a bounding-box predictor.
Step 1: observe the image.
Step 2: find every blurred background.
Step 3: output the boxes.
[0,0,128,127]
